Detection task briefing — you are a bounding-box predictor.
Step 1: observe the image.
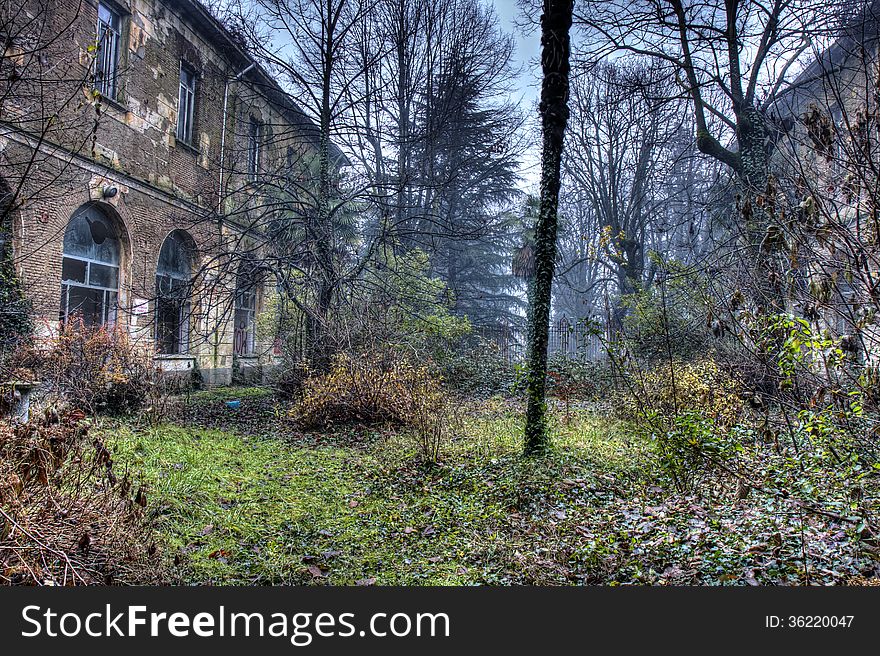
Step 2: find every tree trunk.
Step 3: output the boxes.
[524,0,574,455]
[736,106,771,242]
[310,24,336,373]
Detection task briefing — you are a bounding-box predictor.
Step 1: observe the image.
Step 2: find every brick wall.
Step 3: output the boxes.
[1,0,314,384]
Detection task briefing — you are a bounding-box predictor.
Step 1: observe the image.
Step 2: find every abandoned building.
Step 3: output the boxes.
[1,0,337,385]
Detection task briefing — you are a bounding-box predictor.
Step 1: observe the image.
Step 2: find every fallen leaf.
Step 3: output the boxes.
[403,527,415,534]
[307,565,326,578]
[356,577,376,586]
[200,524,214,536]
[349,499,359,508]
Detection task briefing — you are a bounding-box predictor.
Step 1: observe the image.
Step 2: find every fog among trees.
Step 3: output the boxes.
[3,0,880,588]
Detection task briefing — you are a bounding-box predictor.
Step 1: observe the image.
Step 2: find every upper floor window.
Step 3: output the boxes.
[177,62,197,145]
[95,3,122,100]
[248,116,263,181]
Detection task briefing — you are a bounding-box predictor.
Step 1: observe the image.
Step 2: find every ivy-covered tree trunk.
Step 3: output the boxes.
[524,0,574,455]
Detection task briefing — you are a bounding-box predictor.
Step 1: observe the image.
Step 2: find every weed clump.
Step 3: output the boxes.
[0,409,159,585]
[291,352,455,461]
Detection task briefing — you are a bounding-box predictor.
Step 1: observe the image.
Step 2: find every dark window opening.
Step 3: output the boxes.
[155,231,194,355]
[234,265,258,356]
[248,116,263,181]
[177,62,197,144]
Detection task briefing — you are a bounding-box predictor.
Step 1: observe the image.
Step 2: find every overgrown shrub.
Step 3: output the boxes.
[0,410,158,584]
[435,336,518,397]
[546,354,612,404]
[616,357,743,428]
[14,320,155,416]
[619,266,712,362]
[614,358,746,491]
[650,411,744,491]
[0,230,32,355]
[291,351,455,461]
[269,358,311,399]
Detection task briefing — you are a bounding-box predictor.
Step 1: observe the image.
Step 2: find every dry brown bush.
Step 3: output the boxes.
[291,351,458,462]
[0,408,159,585]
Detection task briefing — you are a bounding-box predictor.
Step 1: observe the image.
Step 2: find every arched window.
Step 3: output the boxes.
[155,230,194,355]
[60,205,120,326]
[233,261,258,356]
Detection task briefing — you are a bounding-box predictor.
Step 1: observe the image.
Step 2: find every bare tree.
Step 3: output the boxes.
[1,1,111,350]
[573,0,843,246]
[221,0,379,369]
[560,62,690,328]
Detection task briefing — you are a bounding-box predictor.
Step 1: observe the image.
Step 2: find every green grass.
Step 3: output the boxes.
[103,399,653,585]
[102,396,870,585]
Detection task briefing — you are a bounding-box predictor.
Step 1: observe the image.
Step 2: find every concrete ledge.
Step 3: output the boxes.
[155,355,197,372]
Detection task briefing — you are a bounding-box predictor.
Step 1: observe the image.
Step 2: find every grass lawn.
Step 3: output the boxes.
[102,389,870,585]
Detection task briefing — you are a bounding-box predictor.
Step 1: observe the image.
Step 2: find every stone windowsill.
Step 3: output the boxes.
[97,93,128,115]
[175,140,201,157]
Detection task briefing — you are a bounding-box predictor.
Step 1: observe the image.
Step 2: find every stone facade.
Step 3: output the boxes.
[1,0,325,385]
[772,13,880,365]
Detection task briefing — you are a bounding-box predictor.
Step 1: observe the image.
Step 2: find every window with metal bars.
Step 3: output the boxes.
[177,62,197,144]
[95,3,121,99]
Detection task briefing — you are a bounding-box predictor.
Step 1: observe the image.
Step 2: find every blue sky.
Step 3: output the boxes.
[488,0,542,191]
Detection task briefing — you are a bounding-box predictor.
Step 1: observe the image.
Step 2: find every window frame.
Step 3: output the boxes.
[247,115,263,181]
[155,231,195,356]
[95,2,122,100]
[233,282,258,356]
[59,208,121,328]
[177,61,197,145]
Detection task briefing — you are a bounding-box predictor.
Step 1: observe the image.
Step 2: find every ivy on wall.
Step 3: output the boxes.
[0,229,32,352]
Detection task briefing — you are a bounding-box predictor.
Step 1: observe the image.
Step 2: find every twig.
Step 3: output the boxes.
[0,507,88,585]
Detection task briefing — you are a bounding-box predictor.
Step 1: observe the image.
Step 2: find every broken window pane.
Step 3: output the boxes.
[61,257,87,284]
[59,205,121,327]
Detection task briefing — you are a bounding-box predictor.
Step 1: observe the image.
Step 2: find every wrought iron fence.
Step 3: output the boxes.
[472,318,606,363]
